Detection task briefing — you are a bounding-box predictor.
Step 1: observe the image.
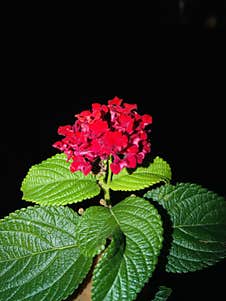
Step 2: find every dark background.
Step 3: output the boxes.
[1,3,225,300]
[161,0,226,28]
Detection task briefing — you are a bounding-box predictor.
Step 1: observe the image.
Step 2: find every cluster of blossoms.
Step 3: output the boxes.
[53,97,152,175]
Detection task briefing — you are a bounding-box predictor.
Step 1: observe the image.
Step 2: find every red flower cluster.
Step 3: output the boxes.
[53,97,152,175]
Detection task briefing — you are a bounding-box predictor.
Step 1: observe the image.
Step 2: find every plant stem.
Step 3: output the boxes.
[104,157,112,205]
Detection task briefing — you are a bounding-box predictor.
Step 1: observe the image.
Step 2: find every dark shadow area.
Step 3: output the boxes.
[160,0,226,28]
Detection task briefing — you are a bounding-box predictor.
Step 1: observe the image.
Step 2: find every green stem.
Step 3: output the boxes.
[104,156,112,204]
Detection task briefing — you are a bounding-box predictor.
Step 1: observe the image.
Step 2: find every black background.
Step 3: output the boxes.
[1,18,225,301]
[160,0,226,27]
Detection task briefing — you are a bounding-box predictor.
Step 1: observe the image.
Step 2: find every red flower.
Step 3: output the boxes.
[102,131,128,155]
[53,97,152,175]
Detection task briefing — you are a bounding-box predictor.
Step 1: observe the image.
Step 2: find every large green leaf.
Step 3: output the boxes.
[0,206,93,301]
[145,183,226,273]
[21,153,100,205]
[110,156,171,191]
[85,196,164,301]
[76,206,118,257]
[152,286,172,301]
[91,231,126,301]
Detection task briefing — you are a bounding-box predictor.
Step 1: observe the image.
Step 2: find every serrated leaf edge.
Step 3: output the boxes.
[110,156,171,192]
[21,153,100,205]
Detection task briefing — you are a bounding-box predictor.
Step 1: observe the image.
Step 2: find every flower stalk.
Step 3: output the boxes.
[104,156,112,204]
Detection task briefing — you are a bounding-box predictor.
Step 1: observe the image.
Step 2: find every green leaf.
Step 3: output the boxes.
[0,206,93,301]
[21,153,100,205]
[110,156,171,191]
[145,183,226,273]
[91,231,126,301]
[77,206,118,257]
[90,196,163,301]
[152,286,172,301]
